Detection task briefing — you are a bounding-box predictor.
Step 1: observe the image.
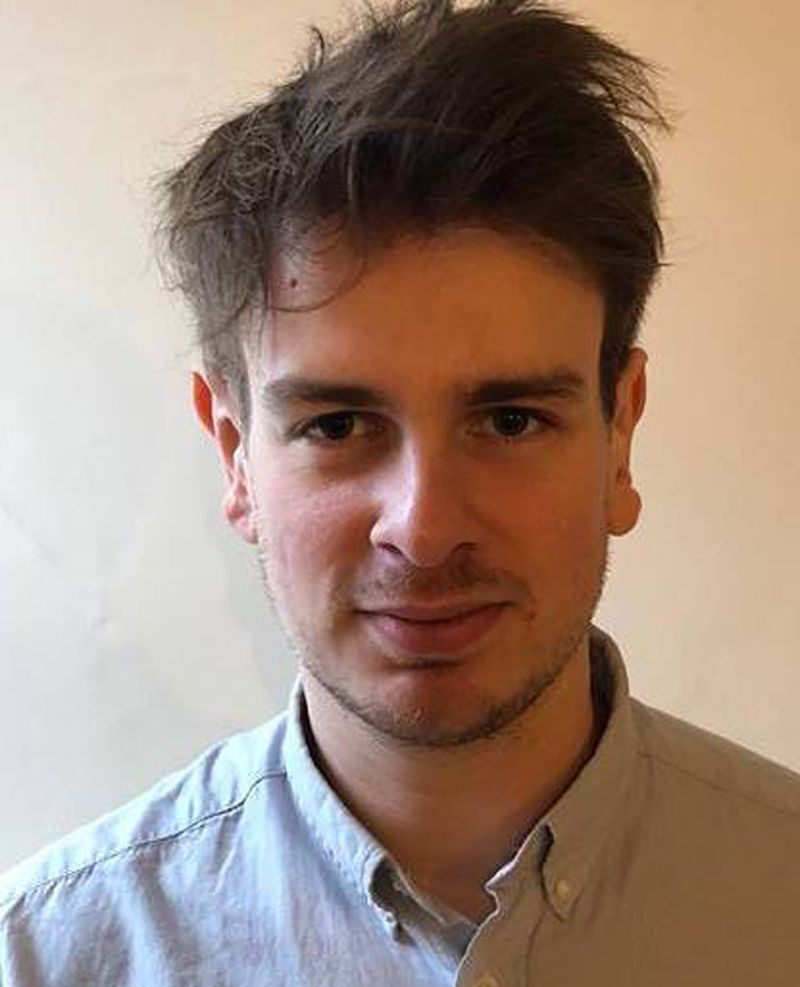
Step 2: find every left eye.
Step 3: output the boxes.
[485,408,540,438]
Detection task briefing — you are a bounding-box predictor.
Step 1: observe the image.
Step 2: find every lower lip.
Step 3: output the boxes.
[360,605,507,657]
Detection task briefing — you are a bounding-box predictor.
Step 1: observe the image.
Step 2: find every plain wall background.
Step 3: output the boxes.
[2,0,798,871]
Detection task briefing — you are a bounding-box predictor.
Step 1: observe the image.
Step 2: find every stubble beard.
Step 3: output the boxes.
[255,539,610,750]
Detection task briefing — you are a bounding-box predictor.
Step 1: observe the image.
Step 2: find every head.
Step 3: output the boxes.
[160,0,666,747]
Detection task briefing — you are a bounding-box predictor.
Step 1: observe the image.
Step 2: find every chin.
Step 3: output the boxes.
[319,656,560,749]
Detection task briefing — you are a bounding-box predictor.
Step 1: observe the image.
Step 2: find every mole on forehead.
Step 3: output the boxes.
[268,232,363,304]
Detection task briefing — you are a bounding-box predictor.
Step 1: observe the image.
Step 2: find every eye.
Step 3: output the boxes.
[479,407,551,440]
[294,411,377,444]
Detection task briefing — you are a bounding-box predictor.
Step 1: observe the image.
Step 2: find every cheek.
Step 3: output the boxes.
[508,461,609,567]
[258,476,368,603]
[519,455,607,524]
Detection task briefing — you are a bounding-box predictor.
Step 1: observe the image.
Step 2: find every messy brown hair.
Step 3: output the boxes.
[158,0,669,430]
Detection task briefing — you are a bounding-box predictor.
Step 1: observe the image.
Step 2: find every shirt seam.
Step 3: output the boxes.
[2,768,287,911]
[637,748,800,820]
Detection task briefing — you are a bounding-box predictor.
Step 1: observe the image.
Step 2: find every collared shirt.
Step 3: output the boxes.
[2,626,800,986]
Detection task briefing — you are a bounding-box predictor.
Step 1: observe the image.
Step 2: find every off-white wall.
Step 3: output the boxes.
[2,0,798,870]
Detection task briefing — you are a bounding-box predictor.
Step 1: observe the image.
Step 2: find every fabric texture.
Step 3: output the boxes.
[2,626,800,986]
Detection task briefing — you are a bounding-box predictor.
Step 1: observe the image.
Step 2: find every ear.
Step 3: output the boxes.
[606,347,647,537]
[192,371,258,545]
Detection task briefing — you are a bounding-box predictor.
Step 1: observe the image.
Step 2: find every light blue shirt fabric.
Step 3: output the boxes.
[3,626,800,986]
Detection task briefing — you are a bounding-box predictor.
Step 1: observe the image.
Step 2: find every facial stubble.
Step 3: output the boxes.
[254,534,610,750]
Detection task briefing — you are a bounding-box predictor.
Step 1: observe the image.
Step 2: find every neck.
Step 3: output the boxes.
[301,640,600,924]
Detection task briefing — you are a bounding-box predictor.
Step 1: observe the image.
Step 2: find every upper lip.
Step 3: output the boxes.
[359,600,506,622]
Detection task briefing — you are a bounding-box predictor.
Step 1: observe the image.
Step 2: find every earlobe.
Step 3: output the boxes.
[223,448,259,545]
[608,474,642,536]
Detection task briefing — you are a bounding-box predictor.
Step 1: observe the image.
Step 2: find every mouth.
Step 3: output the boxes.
[358,603,508,658]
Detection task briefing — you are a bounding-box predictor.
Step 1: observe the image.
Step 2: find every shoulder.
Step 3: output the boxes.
[631,699,800,822]
[0,709,289,915]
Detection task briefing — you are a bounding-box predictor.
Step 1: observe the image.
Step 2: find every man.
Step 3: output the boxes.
[2,0,799,984]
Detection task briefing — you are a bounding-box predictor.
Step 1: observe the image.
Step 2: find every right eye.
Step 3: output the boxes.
[293,411,380,445]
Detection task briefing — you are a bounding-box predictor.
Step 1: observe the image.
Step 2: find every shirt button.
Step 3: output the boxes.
[475,977,500,987]
[554,878,571,901]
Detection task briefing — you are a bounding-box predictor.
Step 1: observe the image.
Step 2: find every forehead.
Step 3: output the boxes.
[251,227,604,399]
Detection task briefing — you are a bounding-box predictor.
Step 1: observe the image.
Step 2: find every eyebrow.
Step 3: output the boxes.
[261,370,587,415]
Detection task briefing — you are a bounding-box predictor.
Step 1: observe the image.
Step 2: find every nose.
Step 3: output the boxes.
[368,440,478,568]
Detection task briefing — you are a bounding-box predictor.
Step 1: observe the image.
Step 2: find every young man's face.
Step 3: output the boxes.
[196,227,646,746]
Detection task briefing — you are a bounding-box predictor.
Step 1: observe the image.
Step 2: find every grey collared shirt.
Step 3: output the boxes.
[2,626,800,986]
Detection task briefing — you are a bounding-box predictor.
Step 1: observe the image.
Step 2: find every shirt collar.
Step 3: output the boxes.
[281,678,396,928]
